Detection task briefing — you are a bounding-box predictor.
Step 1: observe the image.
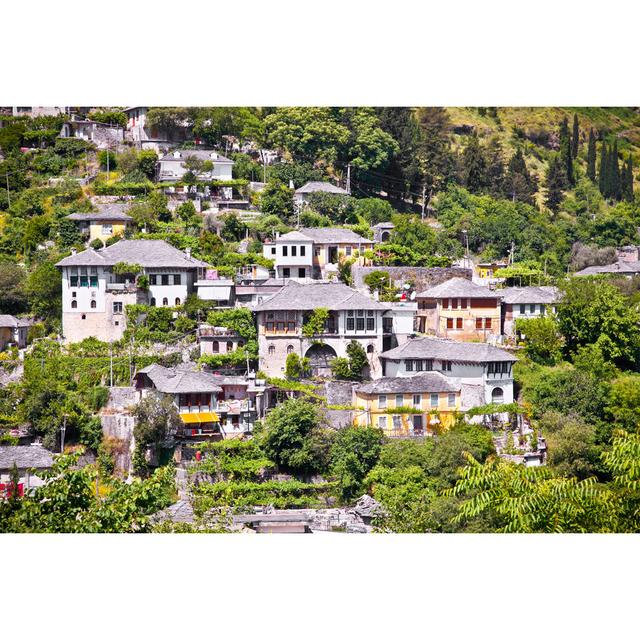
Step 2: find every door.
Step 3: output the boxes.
[412,414,424,436]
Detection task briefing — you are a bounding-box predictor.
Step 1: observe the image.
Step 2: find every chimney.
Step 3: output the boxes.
[71,248,77,255]
[185,248,192,259]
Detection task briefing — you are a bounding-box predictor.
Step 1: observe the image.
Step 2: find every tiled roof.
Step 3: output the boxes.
[138,364,223,394]
[0,315,19,328]
[55,240,209,269]
[500,286,560,304]
[573,260,640,276]
[297,227,374,244]
[253,281,387,312]
[159,149,233,163]
[416,277,502,299]
[380,336,517,363]
[276,231,315,242]
[295,181,348,195]
[66,203,133,222]
[0,445,54,470]
[356,371,460,395]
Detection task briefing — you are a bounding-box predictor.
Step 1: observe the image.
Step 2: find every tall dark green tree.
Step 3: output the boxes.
[504,148,538,205]
[622,154,634,202]
[598,142,608,196]
[571,114,580,159]
[559,117,574,185]
[415,107,455,193]
[461,133,488,193]
[484,137,506,198]
[609,140,621,200]
[586,128,597,182]
[545,154,568,212]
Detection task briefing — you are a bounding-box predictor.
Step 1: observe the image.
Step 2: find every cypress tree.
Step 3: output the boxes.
[545,154,567,213]
[505,148,538,205]
[598,142,608,196]
[623,154,634,202]
[462,133,488,193]
[572,114,579,159]
[610,139,620,200]
[587,128,597,182]
[559,117,574,185]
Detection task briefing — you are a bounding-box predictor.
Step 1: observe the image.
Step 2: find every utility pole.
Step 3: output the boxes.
[346,163,351,195]
[60,414,67,454]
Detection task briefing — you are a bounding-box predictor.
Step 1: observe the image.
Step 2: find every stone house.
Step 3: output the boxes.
[416,277,502,342]
[55,239,209,343]
[0,445,54,496]
[372,221,394,243]
[123,107,191,152]
[65,203,133,244]
[379,336,517,407]
[293,181,348,207]
[500,286,560,337]
[262,227,374,281]
[157,150,234,199]
[59,118,124,150]
[198,324,245,357]
[0,315,30,350]
[253,281,391,378]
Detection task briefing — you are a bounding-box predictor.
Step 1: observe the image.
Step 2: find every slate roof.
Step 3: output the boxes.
[295,181,348,195]
[416,277,502,299]
[380,336,517,363]
[159,150,233,163]
[253,281,387,312]
[500,286,560,305]
[298,227,374,244]
[66,203,133,222]
[276,230,314,242]
[56,239,209,269]
[356,371,460,395]
[573,260,640,276]
[0,315,19,328]
[0,445,54,470]
[138,364,223,394]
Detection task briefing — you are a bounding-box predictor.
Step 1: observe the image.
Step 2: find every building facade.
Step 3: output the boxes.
[55,240,209,343]
[501,286,559,337]
[66,204,133,244]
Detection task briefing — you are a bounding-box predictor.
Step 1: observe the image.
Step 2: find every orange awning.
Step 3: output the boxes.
[180,412,219,424]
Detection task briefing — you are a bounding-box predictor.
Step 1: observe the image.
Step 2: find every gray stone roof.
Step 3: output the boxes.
[0,445,54,470]
[159,149,233,163]
[137,364,223,394]
[380,336,517,363]
[276,230,314,242]
[372,222,395,229]
[66,203,133,222]
[417,277,502,299]
[253,281,387,312]
[0,315,19,328]
[56,239,209,269]
[295,181,348,195]
[356,371,460,395]
[573,260,640,276]
[500,286,559,305]
[295,227,374,244]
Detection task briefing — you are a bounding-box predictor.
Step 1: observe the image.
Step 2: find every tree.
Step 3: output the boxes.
[258,180,294,219]
[261,399,328,474]
[0,263,27,315]
[285,352,311,380]
[504,148,538,205]
[622,154,634,202]
[460,133,488,193]
[516,315,563,365]
[220,212,247,242]
[545,154,567,212]
[484,137,506,198]
[302,307,329,339]
[586,128,597,182]
[363,270,395,300]
[609,139,621,200]
[330,340,369,380]
[415,107,455,192]
[571,113,579,159]
[305,192,356,224]
[23,261,61,329]
[598,141,608,196]
[329,425,384,501]
[559,117,574,185]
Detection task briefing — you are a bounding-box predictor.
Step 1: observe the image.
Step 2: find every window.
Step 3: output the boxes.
[80,275,89,287]
[175,298,181,306]
[161,274,169,286]
[448,393,456,408]
[298,268,306,278]
[367,344,374,354]
[451,298,458,309]
[430,393,439,408]
[149,275,157,286]
[268,345,275,356]
[227,341,233,352]
[378,395,387,409]
[530,304,536,314]
[485,318,492,329]
[300,246,306,256]
[150,298,156,307]
[519,304,526,314]
[81,314,86,320]
[441,360,452,371]
[291,246,297,257]
[70,275,78,287]
[162,297,168,306]
[71,300,77,309]
[345,246,352,256]
[405,360,413,372]
[356,317,365,331]
[347,317,355,331]
[378,416,387,430]
[366,317,375,331]
[392,415,402,431]
[492,387,504,404]
[314,247,320,256]
[283,268,290,278]
[456,318,463,329]
[115,321,119,326]
[413,394,421,407]
[395,394,403,408]
[212,341,219,353]
[90,275,98,287]
[271,247,276,255]
[286,344,294,354]
[460,298,468,309]
[415,360,423,372]
[282,246,288,257]
[174,274,181,285]
[72,292,76,298]
[446,318,454,329]
[102,224,113,235]
[113,302,123,314]
[90,300,96,308]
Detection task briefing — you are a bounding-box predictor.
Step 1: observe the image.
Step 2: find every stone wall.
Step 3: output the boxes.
[101,387,138,476]
[352,266,472,294]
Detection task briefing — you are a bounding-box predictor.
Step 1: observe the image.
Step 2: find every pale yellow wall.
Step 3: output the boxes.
[89,221,128,243]
[313,243,371,267]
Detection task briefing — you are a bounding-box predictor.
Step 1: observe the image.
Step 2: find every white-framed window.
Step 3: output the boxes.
[377,415,387,429]
[392,415,402,431]
[405,360,413,372]
[395,394,403,408]
[102,224,113,235]
[113,302,123,314]
[345,246,352,256]
[413,394,421,407]
[448,393,456,408]
[430,393,439,408]
[378,394,387,409]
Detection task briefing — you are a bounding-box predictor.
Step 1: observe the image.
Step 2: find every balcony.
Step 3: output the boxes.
[198,325,239,339]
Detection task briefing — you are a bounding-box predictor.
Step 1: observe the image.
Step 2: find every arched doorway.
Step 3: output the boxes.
[305,343,337,377]
[491,387,504,404]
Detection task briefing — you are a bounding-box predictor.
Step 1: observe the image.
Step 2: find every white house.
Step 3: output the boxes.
[59,118,124,150]
[379,336,517,406]
[500,286,560,337]
[55,240,209,343]
[122,107,192,152]
[294,181,348,207]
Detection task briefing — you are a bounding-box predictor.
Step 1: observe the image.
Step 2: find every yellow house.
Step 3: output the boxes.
[66,204,133,244]
[353,372,461,437]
